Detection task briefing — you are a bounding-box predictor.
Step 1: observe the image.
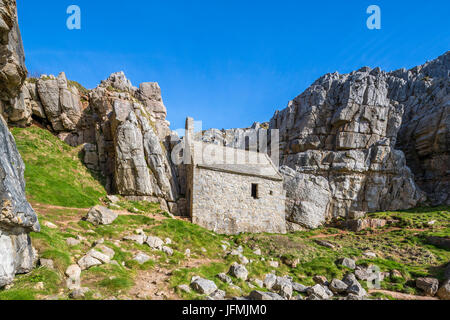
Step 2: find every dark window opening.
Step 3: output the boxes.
[269,190,273,196]
[251,184,259,199]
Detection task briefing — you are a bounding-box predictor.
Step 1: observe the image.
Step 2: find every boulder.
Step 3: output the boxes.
[329,279,348,293]
[85,206,118,225]
[146,236,164,250]
[292,282,308,293]
[306,284,331,300]
[228,263,249,281]
[0,113,39,287]
[337,258,356,269]
[77,255,102,270]
[264,273,277,290]
[249,290,285,301]
[416,277,439,296]
[437,279,450,300]
[133,252,151,264]
[217,273,233,284]
[191,278,218,295]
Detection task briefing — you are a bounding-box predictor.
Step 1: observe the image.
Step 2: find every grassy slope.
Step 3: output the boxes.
[11,126,106,208]
[1,125,449,300]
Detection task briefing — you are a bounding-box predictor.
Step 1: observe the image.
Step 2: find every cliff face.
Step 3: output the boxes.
[270,52,449,228]
[197,52,448,229]
[12,70,182,213]
[0,0,38,288]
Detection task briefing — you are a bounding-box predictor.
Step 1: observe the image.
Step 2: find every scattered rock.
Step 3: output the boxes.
[39,258,54,269]
[70,287,90,299]
[123,234,146,245]
[106,195,120,203]
[162,246,173,256]
[191,278,218,295]
[43,221,58,229]
[239,255,249,265]
[273,277,293,299]
[264,273,277,290]
[146,236,164,250]
[268,260,279,268]
[209,289,226,300]
[306,284,331,300]
[253,248,261,255]
[133,252,151,264]
[34,282,44,290]
[390,269,403,278]
[66,238,80,246]
[329,279,348,293]
[314,240,335,249]
[217,273,233,284]
[229,263,248,281]
[77,255,102,270]
[437,279,450,300]
[184,249,191,257]
[95,245,115,259]
[337,257,356,270]
[416,277,439,296]
[249,290,285,300]
[313,275,328,285]
[253,279,264,288]
[355,267,371,281]
[177,284,191,293]
[363,251,377,258]
[85,205,118,225]
[87,249,111,264]
[292,282,308,293]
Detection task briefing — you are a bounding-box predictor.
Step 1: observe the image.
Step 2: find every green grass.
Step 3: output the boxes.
[11,126,107,208]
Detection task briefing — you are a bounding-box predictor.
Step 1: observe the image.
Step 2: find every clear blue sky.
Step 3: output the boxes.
[17,0,449,131]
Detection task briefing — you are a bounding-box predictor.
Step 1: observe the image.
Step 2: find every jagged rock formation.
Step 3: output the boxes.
[198,52,448,229]
[0,0,39,288]
[0,0,27,125]
[270,52,449,228]
[10,70,181,212]
[394,53,449,205]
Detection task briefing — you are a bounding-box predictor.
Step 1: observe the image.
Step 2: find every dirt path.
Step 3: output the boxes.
[129,258,221,300]
[369,289,439,300]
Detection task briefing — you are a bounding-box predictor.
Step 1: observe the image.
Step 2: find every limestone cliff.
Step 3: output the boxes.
[12,71,181,213]
[0,0,39,288]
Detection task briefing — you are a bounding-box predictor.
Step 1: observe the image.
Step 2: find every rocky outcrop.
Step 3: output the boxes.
[269,53,450,229]
[394,53,449,205]
[0,0,39,288]
[16,70,181,212]
[0,0,27,125]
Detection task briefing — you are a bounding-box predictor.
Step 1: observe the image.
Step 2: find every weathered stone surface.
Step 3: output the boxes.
[77,254,102,270]
[191,277,218,295]
[329,279,348,293]
[0,0,27,125]
[292,282,308,293]
[337,257,356,269]
[437,279,450,300]
[228,263,249,281]
[416,277,439,296]
[249,290,285,301]
[85,205,118,225]
[263,273,277,290]
[146,236,164,250]
[133,252,151,264]
[306,284,331,300]
[268,58,445,228]
[217,273,233,284]
[0,63,39,288]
